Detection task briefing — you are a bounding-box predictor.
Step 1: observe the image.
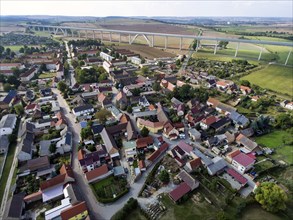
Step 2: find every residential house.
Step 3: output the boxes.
[138,96,150,107]
[240,85,252,95]
[207,156,227,176]
[85,164,112,183]
[131,56,142,65]
[163,122,179,140]
[146,142,169,165]
[188,128,201,141]
[200,115,217,130]
[0,135,9,154]
[136,136,154,152]
[224,168,248,190]
[20,67,37,82]
[210,117,231,132]
[26,156,50,172]
[169,182,191,203]
[72,104,94,117]
[18,132,34,161]
[60,201,89,220]
[136,118,164,133]
[98,93,112,108]
[100,128,120,159]
[115,91,128,109]
[6,192,26,220]
[79,151,101,173]
[0,114,17,136]
[229,111,250,128]
[0,90,17,109]
[236,134,258,153]
[100,52,114,61]
[25,103,39,115]
[184,157,202,173]
[231,151,255,174]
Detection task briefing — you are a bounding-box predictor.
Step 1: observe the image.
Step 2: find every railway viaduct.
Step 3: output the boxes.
[25,24,293,65]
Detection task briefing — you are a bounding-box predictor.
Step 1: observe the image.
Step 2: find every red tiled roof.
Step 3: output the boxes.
[147,150,161,162]
[159,142,169,153]
[189,157,202,170]
[178,141,193,154]
[227,149,241,158]
[202,116,217,126]
[85,164,108,181]
[78,149,85,160]
[23,191,42,202]
[136,136,153,149]
[139,160,146,169]
[207,97,219,107]
[169,182,191,202]
[227,168,248,185]
[40,174,66,191]
[233,153,255,167]
[61,201,88,220]
[60,164,74,179]
[25,103,37,110]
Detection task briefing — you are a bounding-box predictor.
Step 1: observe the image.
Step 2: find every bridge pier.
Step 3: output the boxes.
[285,49,292,65]
[101,31,103,41]
[93,31,95,39]
[119,33,121,43]
[78,31,81,38]
[179,37,182,50]
[110,32,112,42]
[195,40,200,52]
[235,42,240,57]
[165,36,168,49]
[85,31,88,39]
[129,34,131,44]
[151,35,154,47]
[258,47,263,61]
[214,41,218,55]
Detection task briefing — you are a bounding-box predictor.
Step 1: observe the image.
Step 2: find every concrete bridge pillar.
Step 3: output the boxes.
[85,31,88,39]
[151,35,154,47]
[129,34,131,44]
[78,31,81,38]
[235,42,240,57]
[93,31,95,39]
[119,33,121,43]
[165,36,168,49]
[214,41,218,55]
[195,39,200,52]
[258,47,263,61]
[110,32,112,42]
[101,31,103,41]
[285,49,292,65]
[179,37,182,50]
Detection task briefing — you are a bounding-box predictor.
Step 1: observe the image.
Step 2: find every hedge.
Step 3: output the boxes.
[90,185,129,204]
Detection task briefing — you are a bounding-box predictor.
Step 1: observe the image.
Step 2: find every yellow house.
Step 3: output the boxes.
[61,201,88,220]
[137,118,164,133]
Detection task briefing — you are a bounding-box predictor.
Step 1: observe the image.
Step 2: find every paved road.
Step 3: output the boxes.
[64,41,76,87]
[0,118,23,220]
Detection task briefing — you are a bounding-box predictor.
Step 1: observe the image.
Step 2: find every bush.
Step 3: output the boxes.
[111,197,138,220]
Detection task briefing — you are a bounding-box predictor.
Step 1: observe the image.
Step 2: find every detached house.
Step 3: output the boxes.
[20,67,37,82]
[236,134,258,153]
[231,150,255,174]
[200,116,217,130]
[72,104,94,117]
[0,114,17,136]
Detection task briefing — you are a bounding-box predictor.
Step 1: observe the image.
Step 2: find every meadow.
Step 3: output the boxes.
[241,64,293,96]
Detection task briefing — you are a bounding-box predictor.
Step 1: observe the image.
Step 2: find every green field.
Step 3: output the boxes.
[38,72,56,79]
[241,64,293,96]
[255,130,293,164]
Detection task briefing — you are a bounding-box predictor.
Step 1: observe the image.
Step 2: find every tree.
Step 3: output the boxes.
[192,40,198,50]
[140,126,149,137]
[127,106,133,113]
[240,80,251,87]
[81,127,93,140]
[8,134,17,144]
[255,182,287,213]
[71,60,79,68]
[157,61,163,67]
[219,41,229,49]
[49,144,57,154]
[14,105,24,115]
[132,88,141,96]
[176,59,181,66]
[158,170,170,183]
[98,72,108,82]
[57,81,68,93]
[3,83,12,92]
[152,82,161,91]
[141,66,149,75]
[95,109,111,124]
[274,113,293,129]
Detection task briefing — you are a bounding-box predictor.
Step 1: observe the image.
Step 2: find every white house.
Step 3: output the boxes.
[100,52,114,62]
[131,56,142,65]
[72,104,94,117]
[0,114,17,136]
[138,96,150,107]
[102,61,114,73]
[231,152,255,174]
[45,62,57,70]
[188,128,201,141]
[20,67,37,82]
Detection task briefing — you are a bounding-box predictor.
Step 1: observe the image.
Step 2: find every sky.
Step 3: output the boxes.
[0,0,292,18]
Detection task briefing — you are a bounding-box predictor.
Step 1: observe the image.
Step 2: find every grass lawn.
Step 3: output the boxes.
[0,142,17,203]
[38,72,56,79]
[255,130,293,164]
[128,208,148,220]
[91,176,128,202]
[4,45,24,52]
[254,160,275,173]
[160,193,219,220]
[240,204,284,220]
[241,64,293,96]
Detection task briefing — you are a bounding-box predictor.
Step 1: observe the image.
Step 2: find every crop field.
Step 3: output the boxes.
[241,64,293,96]
[114,44,176,59]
